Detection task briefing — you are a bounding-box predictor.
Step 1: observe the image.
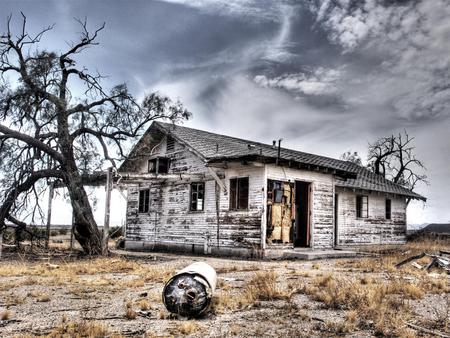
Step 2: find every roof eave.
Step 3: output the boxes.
[206,155,357,179]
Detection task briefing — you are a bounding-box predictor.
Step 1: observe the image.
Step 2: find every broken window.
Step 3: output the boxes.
[356,195,368,218]
[190,182,205,211]
[229,177,249,210]
[138,189,150,213]
[385,198,391,220]
[148,157,170,174]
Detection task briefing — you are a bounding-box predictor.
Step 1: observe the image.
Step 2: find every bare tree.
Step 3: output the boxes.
[0,14,190,254]
[367,130,427,191]
[340,151,363,165]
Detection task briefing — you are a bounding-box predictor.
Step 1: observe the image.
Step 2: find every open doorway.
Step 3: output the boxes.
[294,181,311,247]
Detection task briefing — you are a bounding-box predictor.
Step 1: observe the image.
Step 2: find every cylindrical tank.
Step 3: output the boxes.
[162,262,217,317]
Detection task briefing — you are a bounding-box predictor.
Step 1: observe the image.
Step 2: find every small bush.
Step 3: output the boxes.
[177,321,198,335]
[243,271,288,302]
[0,310,11,320]
[124,302,137,320]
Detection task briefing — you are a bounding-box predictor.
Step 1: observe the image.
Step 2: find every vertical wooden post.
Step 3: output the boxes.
[0,228,3,259]
[103,167,113,255]
[70,213,74,252]
[45,183,54,249]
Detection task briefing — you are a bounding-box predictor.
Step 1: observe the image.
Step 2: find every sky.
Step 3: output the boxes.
[1,0,449,225]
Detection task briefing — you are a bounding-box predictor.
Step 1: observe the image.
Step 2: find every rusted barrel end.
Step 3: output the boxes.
[162,262,217,317]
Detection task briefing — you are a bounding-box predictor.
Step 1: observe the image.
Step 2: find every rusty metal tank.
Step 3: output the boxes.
[162,262,217,317]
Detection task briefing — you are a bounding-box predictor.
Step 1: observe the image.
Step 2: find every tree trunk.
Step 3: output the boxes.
[63,153,102,255]
[66,171,103,255]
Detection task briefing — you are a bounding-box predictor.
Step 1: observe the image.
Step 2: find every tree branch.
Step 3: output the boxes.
[0,124,64,163]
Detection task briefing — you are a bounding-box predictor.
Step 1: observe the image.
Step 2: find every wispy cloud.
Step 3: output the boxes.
[254,67,343,96]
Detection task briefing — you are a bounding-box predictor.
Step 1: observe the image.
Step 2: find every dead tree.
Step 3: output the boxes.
[0,14,190,254]
[339,151,363,165]
[367,131,428,192]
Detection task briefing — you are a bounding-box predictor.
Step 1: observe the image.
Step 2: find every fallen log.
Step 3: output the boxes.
[395,253,426,268]
[406,322,450,338]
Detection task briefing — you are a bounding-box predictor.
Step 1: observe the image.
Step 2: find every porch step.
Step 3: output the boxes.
[265,249,358,260]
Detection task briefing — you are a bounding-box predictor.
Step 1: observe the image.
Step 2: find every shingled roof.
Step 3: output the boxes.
[135,122,425,200]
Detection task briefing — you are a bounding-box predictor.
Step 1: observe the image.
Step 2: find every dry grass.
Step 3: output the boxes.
[0,257,176,293]
[124,301,137,320]
[175,321,199,336]
[138,299,151,311]
[243,271,289,302]
[0,310,11,320]
[301,273,435,336]
[34,293,51,302]
[340,238,450,274]
[46,317,123,338]
[213,270,290,313]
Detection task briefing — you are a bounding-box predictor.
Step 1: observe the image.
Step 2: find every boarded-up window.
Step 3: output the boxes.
[190,182,205,211]
[166,136,175,152]
[229,177,249,210]
[385,199,391,220]
[356,195,368,218]
[148,158,170,174]
[139,189,150,213]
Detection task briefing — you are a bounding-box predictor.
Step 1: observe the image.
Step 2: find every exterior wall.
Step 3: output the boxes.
[265,165,335,249]
[335,189,407,245]
[124,138,265,257]
[123,134,408,255]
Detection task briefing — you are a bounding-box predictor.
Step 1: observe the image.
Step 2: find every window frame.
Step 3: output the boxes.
[385,198,392,220]
[189,182,205,212]
[138,189,150,214]
[229,177,249,210]
[356,195,368,219]
[148,157,170,174]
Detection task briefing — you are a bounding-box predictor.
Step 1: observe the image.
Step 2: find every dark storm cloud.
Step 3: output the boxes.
[1,0,449,223]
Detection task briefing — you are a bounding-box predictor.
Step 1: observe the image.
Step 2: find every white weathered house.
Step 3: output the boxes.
[119,122,425,257]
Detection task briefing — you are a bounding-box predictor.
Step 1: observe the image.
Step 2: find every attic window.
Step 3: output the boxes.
[148,157,170,174]
[166,136,175,152]
[356,195,368,218]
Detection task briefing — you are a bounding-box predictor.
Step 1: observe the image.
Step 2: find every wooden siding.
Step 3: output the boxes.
[335,189,407,245]
[125,138,265,253]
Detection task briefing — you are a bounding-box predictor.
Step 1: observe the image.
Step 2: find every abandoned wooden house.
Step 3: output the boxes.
[119,122,426,257]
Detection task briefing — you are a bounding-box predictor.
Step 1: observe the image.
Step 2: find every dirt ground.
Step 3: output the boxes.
[0,239,449,338]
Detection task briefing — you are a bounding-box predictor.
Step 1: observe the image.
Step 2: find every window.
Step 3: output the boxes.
[229,177,249,210]
[166,136,175,152]
[356,195,368,218]
[148,157,170,174]
[190,182,205,211]
[385,199,392,220]
[138,189,150,213]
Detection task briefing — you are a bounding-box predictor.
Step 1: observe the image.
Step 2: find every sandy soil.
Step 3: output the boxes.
[0,248,448,337]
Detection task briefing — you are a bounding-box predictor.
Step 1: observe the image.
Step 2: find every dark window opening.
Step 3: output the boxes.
[356,195,368,218]
[166,136,175,152]
[138,189,150,213]
[230,177,249,210]
[385,199,392,220]
[190,182,205,211]
[148,157,170,174]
